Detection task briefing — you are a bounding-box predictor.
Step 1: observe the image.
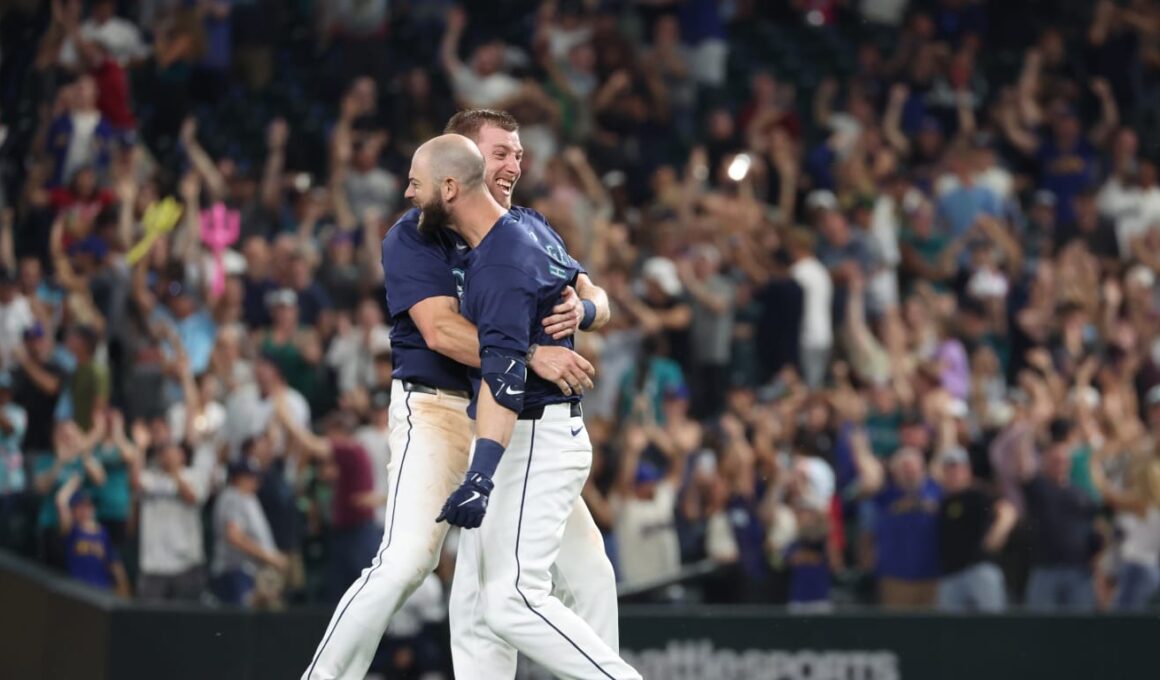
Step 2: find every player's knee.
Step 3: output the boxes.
[481,581,546,633]
[380,542,440,589]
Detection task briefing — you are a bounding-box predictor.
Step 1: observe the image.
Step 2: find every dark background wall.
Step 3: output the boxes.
[4,552,1158,680]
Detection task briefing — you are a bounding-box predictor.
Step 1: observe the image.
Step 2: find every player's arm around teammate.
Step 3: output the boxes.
[410,293,595,397]
[541,274,612,338]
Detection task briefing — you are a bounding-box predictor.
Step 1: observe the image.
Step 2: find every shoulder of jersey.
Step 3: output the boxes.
[475,213,538,266]
[384,208,421,241]
[509,205,548,223]
[510,205,567,247]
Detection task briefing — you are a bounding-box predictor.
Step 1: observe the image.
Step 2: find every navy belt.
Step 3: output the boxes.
[401,380,470,399]
[518,402,583,421]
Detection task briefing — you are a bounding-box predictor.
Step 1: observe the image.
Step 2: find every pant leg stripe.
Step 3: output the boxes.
[306,391,414,678]
[513,420,616,680]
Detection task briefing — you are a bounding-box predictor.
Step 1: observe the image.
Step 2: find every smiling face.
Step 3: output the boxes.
[474,123,523,209]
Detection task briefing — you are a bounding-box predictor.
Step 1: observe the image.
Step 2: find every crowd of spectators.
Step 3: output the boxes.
[2,1,1160,673]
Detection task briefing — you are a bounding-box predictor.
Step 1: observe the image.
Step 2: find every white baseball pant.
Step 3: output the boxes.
[450,496,620,678]
[302,383,619,679]
[452,403,641,680]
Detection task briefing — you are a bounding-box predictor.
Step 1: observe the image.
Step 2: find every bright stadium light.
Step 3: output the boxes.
[727,153,752,182]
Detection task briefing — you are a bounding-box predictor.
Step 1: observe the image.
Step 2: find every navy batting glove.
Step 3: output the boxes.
[436,472,495,529]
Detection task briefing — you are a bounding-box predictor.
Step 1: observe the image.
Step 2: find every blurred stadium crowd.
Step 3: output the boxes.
[2,0,1160,673]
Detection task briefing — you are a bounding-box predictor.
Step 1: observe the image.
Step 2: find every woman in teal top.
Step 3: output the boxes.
[91,410,140,551]
[618,336,687,425]
[898,201,962,296]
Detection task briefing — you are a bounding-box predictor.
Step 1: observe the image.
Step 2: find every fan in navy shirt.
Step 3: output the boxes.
[1037,124,1096,226]
[55,480,129,595]
[1006,91,1117,226]
[785,537,831,609]
[859,446,942,609]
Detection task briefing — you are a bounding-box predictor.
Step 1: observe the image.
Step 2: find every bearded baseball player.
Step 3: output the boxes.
[418,134,640,679]
[303,112,616,679]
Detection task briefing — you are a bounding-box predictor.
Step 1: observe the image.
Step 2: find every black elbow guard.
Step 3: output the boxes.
[481,347,527,413]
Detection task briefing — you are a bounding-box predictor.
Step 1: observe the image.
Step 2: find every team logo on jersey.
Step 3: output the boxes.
[452,267,465,302]
[544,244,570,279]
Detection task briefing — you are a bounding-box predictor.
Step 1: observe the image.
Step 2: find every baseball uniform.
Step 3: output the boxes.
[303,208,617,679]
[453,209,639,680]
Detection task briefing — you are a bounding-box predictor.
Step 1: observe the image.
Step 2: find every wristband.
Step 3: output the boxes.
[469,438,505,478]
[579,299,597,330]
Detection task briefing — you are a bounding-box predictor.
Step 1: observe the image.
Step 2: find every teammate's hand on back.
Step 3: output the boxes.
[528,345,595,396]
[541,286,584,339]
[436,471,495,529]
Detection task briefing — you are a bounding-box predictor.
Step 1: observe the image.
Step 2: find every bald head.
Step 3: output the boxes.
[413,134,486,193]
[406,134,493,237]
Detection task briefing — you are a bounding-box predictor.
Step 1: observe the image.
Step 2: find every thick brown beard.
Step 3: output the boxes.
[417,195,451,238]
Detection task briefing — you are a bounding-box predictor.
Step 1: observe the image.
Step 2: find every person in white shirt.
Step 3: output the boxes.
[325,298,391,397]
[611,426,681,587]
[223,352,310,461]
[785,228,834,389]
[210,456,286,607]
[1097,126,1144,250]
[136,440,210,602]
[1108,160,1160,259]
[440,7,523,108]
[0,374,29,544]
[867,179,911,313]
[342,138,399,223]
[0,271,34,372]
[59,76,108,184]
[59,0,150,70]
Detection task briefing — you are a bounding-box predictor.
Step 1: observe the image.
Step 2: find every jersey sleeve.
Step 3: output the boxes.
[551,229,586,276]
[381,223,458,318]
[467,264,537,355]
[518,206,587,276]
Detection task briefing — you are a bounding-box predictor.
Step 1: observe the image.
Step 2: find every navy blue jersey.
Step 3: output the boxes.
[461,209,582,416]
[381,208,473,391]
[509,206,587,277]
